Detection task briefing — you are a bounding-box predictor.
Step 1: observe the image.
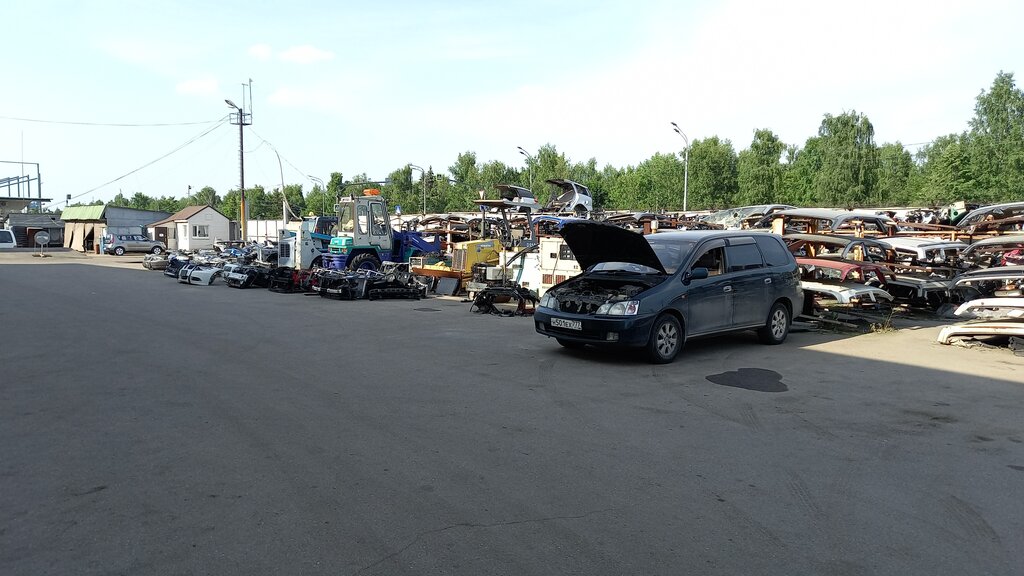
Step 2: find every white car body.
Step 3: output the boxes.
[178,263,223,285]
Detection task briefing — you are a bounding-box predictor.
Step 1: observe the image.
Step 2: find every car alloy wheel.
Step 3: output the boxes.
[758,301,790,345]
[646,314,682,364]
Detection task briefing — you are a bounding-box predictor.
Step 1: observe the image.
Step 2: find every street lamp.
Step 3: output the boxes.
[408,164,426,215]
[226,98,252,239]
[516,146,535,190]
[670,122,690,213]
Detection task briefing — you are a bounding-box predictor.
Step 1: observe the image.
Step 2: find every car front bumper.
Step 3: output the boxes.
[534,307,656,347]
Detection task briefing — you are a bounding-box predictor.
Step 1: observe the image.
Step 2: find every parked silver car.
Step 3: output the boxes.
[104,234,166,256]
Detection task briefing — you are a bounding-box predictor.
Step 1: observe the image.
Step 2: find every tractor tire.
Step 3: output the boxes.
[348,253,382,272]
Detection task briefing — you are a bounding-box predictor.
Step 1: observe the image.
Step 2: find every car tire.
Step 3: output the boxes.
[151,246,163,255]
[758,301,790,345]
[646,314,683,364]
[556,338,584,349]
[114,247,125,256]
[349,253,381,271]
[573,205,588,218]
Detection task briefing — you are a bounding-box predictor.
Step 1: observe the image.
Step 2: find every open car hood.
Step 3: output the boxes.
[560,221,666,274]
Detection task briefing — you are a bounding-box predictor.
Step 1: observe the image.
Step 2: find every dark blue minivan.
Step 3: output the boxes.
[535,222,804,363]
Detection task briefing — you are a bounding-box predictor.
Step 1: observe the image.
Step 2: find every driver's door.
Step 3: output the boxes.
[683,241,731,335]
[368,200,392,252]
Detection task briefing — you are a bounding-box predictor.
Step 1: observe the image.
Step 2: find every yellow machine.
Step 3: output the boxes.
[412,238,504,280]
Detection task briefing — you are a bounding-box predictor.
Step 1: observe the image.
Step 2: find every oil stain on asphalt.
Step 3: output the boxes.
[707,368,788,392]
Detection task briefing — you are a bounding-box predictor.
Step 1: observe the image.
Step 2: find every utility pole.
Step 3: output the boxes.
[226,81,252,241]
[517,146,535,190]
[670,122,690,213]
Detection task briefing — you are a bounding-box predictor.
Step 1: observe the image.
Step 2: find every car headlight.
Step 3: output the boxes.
[539,293,557,310]
[596,300,640,316]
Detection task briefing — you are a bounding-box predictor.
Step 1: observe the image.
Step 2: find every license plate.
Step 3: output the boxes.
[551,317,582,331]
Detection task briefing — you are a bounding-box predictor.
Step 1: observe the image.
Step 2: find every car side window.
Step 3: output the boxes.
[692,247,725,276]
[755,235,791,267]
[725,243,764,272]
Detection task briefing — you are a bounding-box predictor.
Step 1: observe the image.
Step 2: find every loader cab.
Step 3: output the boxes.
[336,193,392,252]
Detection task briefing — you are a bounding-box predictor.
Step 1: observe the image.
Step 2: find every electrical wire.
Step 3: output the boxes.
[0,115,224,127]
[47,116,231,208]
[247,129,307,221]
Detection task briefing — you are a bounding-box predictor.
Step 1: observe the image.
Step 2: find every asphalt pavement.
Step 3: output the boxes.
[2,259,1023,575]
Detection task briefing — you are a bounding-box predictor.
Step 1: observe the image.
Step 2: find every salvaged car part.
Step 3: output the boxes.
[142,253,169,270]
[267,267,318,293]
[955,201,1024,232]
[954,298,1024,320]
[754,208,898,236]
[178,263,223,285]
[542,179,593,217]
[878,236,968,268]
[164,254,191,278]
[470,284,537,316]
[225,265,272,289]
[951,265,1024,299]
[959,235,1024,269]
[937,319,1024,345]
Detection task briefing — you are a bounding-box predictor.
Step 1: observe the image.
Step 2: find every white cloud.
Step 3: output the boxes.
[249,43,272,61]
[176,75,219,96]
[278,45,335,64]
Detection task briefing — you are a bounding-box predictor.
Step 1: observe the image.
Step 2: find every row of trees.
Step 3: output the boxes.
[92,72,1022,218]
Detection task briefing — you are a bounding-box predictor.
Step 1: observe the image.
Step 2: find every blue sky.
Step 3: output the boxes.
[2,0,1021,209]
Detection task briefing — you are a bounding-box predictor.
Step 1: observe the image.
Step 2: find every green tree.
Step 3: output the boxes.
[128,192,155,210]
[813,111,878,207]
[875,143,915,206]
[686,137,738,210]
[304,183,333,216]
[737,129,786,205]
[913,134,971,205]
[191,186,220,207]
[967,71,1024,202]
[632,153,685,210]
[219,189,240,221]
[781,140,822,205]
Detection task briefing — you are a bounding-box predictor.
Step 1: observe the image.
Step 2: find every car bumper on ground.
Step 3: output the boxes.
[534,307,656,347]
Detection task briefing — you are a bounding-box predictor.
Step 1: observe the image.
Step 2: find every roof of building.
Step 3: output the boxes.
[5,213,65,226]
[148,205,228,227]
[59,205,106,221]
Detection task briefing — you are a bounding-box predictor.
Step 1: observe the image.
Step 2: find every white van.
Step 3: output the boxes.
[0,229,16,249]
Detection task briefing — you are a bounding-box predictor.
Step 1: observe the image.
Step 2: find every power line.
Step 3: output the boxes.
[248,129,313,184]
[48,116,231,208]
[0,115,224,127]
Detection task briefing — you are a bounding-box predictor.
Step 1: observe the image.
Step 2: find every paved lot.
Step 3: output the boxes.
[2,255,1023,575]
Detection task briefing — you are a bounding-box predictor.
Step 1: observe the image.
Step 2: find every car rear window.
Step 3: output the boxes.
[755,235,792,267]
[0,230,13,242]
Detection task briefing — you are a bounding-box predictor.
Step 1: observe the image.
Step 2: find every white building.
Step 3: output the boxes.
[147,205,230,251]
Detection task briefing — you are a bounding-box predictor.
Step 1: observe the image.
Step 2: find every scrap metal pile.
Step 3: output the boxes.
[146,244,428,300]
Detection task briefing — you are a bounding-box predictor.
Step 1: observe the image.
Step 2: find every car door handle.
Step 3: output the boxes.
[723,286,733,293]
[764,278,772,284]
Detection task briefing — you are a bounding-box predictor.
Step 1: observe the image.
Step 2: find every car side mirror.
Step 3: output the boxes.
[684,267,709,284]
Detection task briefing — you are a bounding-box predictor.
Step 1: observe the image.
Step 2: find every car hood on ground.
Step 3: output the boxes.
[560,221,666,274]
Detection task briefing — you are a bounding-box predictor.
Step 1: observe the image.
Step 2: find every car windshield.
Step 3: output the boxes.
[591,262,662,274]
[647,238,697,274]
